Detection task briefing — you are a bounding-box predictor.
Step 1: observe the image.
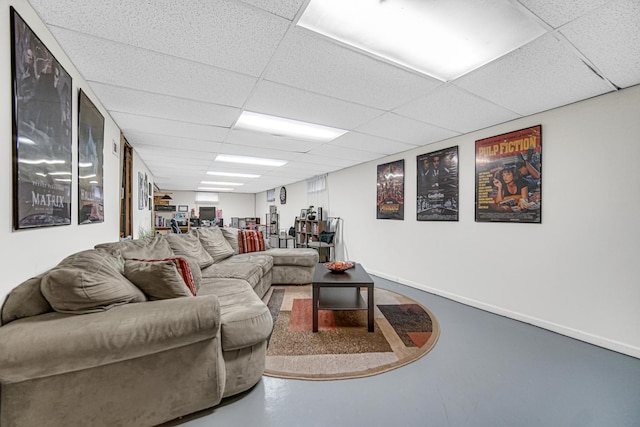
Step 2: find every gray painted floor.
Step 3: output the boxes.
[175,276,640,427]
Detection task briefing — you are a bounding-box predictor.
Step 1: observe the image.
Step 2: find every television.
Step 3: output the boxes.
[199,207,216,221]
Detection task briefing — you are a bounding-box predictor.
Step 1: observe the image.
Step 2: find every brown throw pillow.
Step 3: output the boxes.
[124,258,197,300]
[196,227,235,262]
[41,250,147,314]
[164,233,214,268]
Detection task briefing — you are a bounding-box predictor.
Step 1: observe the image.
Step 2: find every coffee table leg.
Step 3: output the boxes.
[368,285,374,332]
[313,286,319,332]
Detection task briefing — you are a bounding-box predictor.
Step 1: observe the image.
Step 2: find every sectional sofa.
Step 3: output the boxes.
[0,226,318,427]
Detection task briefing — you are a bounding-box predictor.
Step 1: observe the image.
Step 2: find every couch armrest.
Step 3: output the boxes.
[0,295,220,383]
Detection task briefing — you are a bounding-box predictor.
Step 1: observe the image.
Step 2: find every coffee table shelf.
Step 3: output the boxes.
[312,263,374,332]
[317,288,368,310]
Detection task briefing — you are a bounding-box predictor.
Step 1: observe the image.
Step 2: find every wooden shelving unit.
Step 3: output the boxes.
[294,218,330,261]
[153,193,189,234]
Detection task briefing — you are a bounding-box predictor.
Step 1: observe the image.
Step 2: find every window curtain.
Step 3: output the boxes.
[307,174,328,217]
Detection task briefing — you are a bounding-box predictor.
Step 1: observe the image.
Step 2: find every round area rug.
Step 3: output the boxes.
[262,284,440,380]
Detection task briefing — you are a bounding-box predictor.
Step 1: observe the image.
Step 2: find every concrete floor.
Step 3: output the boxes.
[176,276,640,427]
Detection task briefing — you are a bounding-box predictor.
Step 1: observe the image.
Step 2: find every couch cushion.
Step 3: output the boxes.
[1,274,52,325]
[221,253,273,277]
[265,248,319,267]
[201,262,262,290]
[124,258,197,299]
[197,278,272,351]
[164,233,214,268]
[221,227,240,254]
[95,236,174,259]
[238,230,265,254]
[195,227,235,262]
[41,250,146,314]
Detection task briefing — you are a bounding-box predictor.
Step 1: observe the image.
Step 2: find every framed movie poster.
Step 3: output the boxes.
[417,146,459,221]
[475,125,542,223]
[78,90,104,224]
[376,159,404,220]
[11,8,73,229]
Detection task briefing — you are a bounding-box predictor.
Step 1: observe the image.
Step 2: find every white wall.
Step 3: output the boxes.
[254,185,311,235]
[329,85,640,358]
[1,0,154,303]
[157,190,256,226]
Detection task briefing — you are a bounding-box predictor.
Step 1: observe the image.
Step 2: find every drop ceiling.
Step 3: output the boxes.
[26,0,640,194]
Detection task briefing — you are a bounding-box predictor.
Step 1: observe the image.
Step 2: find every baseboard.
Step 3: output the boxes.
[367,268,640,360]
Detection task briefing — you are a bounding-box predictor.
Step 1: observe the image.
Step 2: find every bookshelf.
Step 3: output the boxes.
[294,218,329,259]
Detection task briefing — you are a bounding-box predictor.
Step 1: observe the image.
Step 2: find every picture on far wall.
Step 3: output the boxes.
[11,8,73,230]
[417,146,459,221]
[475,125,542,223]
[266,188,275,202]
[78,89,104,224]
[376,159,404,220]
[138,172,145,210]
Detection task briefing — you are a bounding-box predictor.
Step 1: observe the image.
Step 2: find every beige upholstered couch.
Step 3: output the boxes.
[0,227,318,427]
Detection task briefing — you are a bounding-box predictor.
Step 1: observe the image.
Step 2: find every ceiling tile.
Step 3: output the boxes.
[265,28,442,110]
[225,129,320,153]
[393,85,522,133]
[238,0,305,20]
[518,0,607,28]
[305,146,382,163]
[148,165,209,177]
[329,132,417,155]
[126,132,223,154]
[30,0,291,76]
[217,143,300,161]
[292,153,363,169]
[112,112,228,142]
[454,33,614,116]
[246,81,384,129]
[560,1,640,89]
[49,27,257,107]
[90,83,240,127]
[356,113,460,146]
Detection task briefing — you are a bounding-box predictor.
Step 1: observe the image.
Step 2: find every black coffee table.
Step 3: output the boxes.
[312,263,374,332]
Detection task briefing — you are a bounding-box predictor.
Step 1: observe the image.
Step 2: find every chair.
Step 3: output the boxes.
[170,218,182,234]
[308,217,339,262]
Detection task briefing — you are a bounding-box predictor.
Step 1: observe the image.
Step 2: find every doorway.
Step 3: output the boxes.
[120,137,132,238]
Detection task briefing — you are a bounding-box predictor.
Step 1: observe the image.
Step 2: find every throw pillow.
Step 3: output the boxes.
[124,258,197,299]
[41,250,147,314]
[196,227,235,262]
[221,227,240,254]
[238,230,266,254]
[95,236,174,259]
[319,231,335,244]
[164,233,214,268]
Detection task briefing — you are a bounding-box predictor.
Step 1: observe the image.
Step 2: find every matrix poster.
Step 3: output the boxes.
[11,8,72,229]
[377,159,404,220]
[475,125,542,223]
[417,146,459,221]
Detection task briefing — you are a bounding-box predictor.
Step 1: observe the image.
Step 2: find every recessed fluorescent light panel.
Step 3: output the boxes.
[298,0,546,81]
[201,181,243,186]
[206,171,260,178]
[215,154,288,167]
[198,187,234,192]
[235,111,347,142]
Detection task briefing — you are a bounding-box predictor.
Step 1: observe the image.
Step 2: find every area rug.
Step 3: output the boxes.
[263,284,439,380]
